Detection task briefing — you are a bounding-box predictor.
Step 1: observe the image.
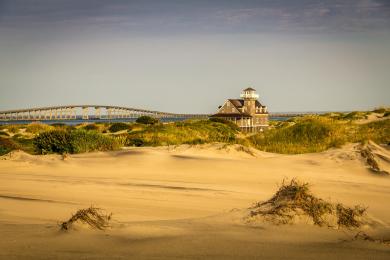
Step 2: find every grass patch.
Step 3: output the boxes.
[60,206,112,231]
[352,119,390,144]
[0,130,9,137]
[249,117,346,154]
[34,129,121,154]
[26,122,53,134]
[126,120,238,146]
[5,125,23,134]
[0,137,20,155]
[249,179,366,228]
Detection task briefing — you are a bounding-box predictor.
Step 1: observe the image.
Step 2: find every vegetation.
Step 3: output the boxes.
[248,179,366,228]
[83,124,100,131]
[0,137,20,156]
[26,122,53,134]
[249,115,390,154]
[126,120,238,146]
[108,122,130,132]
[0,109,388,155]
[249,117,346,154]
[352,119,390,144]
[209,117,240,131]
[136,116,159,125]
[5,125,22,134]
[34,129,121,154]
[60,206,112,231]
[0,130,9,137]
[372,107,387,114]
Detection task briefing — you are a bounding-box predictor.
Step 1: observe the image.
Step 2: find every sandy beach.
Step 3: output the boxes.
[0,143,389,259]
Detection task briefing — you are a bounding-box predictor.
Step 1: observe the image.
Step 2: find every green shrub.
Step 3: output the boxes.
[127,137,145,147]
[0,130,9,137]
[34,130,72,154]
[342,111,367,120]
[69,130,120,154]
[136,116,159,125]
[373,107,386,114]
[384,111,390,117]
[108,122,130,132]
[51,123,67,127]
[0,137,20,155]
[83,124,99,131]
[34,129,122,154]
[249,117,346,154]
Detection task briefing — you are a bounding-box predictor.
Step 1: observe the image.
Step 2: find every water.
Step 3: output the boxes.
[0,116,291,125]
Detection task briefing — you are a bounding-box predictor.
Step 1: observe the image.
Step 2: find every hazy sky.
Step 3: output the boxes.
[0,0,389,113]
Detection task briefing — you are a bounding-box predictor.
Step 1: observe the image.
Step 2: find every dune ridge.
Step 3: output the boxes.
[0,143,390,259]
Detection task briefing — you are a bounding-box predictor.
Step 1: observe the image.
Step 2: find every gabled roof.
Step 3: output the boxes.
[228,99,264,108]
[255,100,263,107]
[228,99,244,108]
[210,113,253,118]
[243,87,256,91]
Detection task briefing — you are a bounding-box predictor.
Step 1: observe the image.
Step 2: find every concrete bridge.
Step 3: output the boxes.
[0,105,209,121]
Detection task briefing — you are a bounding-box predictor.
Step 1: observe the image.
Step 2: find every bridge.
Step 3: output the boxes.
[0,105,209,121]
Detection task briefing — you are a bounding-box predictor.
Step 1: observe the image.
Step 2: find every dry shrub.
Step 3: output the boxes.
[336,204,366,228]
[235,145,255,156]
[249,179,366,228]
[360,147,380,172]
[60,206,112,231]
[353,231,390,245]
[359,144,388,175]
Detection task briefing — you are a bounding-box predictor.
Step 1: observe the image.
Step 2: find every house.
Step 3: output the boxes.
[210,87,269,132]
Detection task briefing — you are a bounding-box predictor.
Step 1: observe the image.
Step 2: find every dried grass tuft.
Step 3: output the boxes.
[60,206,112,231]
[353,231,390,245]
[360,146,381,172]
[249,179,366,228]
[336,204,366,228]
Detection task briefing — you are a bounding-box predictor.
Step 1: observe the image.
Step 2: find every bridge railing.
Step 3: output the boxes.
[0,105,210,121]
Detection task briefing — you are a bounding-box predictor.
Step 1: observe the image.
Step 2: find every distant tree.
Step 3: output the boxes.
[136,116,159,125]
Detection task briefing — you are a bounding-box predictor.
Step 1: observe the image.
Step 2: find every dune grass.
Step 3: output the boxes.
[249,117,347,154]
[1,111,387,155]
[249,115,390,154]
[249,179,366,228]
[126,120,238,146]
[352,119,390,144]
[0,137,20,156]
[34,129,122,154]
[25,122,54,134]
[60,206,112,231]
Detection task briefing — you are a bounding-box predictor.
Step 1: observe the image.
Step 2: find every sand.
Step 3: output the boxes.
[0,144,390,259]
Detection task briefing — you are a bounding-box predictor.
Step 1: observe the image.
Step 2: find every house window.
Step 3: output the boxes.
[231,108,235,112]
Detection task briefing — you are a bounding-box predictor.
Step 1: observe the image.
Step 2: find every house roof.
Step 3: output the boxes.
[228,99,264,108]
[210,113,253,118]
[243,87,256,91]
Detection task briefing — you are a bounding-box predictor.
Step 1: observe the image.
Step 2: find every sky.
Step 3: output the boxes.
[0,0,389,113]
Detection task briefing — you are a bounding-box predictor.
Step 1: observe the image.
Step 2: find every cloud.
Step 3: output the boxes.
[0,0,389,34]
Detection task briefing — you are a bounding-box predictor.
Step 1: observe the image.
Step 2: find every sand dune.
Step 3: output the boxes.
[0,144,390,259]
